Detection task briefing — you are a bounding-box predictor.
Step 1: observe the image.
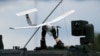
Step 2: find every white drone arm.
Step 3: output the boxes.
[9,26,38,29]
[9,23,47,29]
[48,10,75,24]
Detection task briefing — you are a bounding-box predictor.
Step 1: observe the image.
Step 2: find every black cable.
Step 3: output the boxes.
[23,0,63,48]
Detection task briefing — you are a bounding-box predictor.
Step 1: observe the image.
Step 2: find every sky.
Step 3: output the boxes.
[0,0,100,50]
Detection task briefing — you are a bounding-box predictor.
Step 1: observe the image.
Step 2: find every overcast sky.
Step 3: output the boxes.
[0,0,100,50]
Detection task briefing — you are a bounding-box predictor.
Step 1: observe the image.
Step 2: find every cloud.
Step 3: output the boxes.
[0,0,34,13]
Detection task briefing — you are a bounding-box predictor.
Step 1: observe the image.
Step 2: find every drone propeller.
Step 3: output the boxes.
[16,8,38,16]
[10,10,75,29]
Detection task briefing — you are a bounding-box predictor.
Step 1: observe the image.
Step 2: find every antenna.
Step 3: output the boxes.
[23,0,63,48]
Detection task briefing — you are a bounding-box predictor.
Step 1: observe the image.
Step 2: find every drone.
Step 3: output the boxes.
[9,8,75,30]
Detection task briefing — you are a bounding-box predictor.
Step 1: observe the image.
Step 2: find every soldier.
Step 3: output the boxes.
[40,25,64,49]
